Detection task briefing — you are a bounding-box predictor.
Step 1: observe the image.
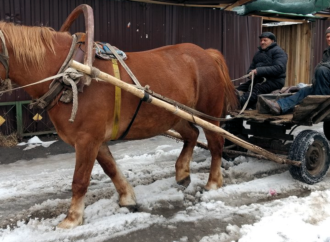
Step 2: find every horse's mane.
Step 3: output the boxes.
[0,22,57,70]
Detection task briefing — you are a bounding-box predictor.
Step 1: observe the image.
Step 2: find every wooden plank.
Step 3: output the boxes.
[314,14,330,19]
[259,16,307,23]
[263,23,312,87]
[231,110,293,124]
[292,95,330,124]
[129,0,228,8]
[225,0,254,10]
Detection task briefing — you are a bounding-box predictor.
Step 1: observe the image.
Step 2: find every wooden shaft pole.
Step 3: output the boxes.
[70,60,301,167]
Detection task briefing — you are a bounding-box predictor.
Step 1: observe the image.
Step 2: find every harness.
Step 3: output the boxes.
[0,31,148,139]
[0,31,11,93]
[0,30,237,140]
[94,42,149,140]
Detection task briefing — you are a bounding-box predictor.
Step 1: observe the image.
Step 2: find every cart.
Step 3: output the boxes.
[223,94,330,185]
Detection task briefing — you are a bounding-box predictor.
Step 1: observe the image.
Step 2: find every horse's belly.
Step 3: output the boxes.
[118,107,182,140]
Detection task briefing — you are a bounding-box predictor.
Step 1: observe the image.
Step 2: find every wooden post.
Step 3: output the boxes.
[70,60,301,167]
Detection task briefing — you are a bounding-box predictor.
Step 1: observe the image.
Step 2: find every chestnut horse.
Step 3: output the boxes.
[0,22,238,228]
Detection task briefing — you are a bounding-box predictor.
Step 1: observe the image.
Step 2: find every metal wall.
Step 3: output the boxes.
[0,0,261,135]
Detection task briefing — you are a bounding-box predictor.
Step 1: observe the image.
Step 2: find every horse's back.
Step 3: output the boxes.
[123,43,227,108]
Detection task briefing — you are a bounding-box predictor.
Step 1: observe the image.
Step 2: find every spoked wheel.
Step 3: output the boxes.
[289,130,330,184]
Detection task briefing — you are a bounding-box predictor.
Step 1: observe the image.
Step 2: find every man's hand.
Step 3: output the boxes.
[249,69,257,76]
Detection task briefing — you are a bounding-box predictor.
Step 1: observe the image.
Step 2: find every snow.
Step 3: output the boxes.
[17,136,58,150]
[1,124,330,241]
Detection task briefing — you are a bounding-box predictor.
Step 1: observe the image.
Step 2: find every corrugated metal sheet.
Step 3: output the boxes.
[0,0,261,134]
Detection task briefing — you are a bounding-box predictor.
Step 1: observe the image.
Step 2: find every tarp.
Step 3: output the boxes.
[234,0,330,15]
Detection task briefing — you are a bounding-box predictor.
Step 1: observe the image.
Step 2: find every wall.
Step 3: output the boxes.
[264,18,330,87]
[0,0,261,134]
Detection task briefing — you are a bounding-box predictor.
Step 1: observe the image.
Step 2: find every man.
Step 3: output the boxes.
[237,32,288,108]
[262,27,330,115]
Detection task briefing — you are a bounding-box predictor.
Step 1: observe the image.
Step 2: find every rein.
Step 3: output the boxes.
[0,73,66,95]
[231,73,251,82]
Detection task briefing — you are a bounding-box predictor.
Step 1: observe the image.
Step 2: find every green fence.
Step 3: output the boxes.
[0,101,55,138]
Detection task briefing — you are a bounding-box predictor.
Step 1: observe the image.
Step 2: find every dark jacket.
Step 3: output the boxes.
[312,46,330,84]
[247,42,288,86]
[320,46,330,68]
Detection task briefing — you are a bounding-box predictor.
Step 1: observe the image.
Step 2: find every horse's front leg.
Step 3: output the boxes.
[96,143,136,207]
[57,137,100,229]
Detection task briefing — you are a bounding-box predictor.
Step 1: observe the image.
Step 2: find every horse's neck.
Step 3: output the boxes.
[11,33,73,99]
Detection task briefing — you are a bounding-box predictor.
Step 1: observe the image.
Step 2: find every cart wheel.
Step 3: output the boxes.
[323,121,330,140]
[288,130,330,184]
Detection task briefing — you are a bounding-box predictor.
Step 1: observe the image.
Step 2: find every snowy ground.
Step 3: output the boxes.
[1,124,330,242]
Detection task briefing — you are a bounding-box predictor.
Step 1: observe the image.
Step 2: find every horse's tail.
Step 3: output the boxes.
[206,48,239,116]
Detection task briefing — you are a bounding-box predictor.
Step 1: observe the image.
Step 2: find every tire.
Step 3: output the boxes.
[289,130,330,184]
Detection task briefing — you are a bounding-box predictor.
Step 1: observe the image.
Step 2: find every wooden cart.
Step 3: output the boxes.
[224,94,330,185]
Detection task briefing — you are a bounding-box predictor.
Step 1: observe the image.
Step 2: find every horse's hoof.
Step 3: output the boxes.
[204,182,221,191]
[120,204,138,212]
[177,175,191,188]
[57,218,83,229]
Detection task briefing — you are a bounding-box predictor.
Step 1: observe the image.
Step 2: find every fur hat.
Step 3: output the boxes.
[326,27,330,35]
[259,32,276,42]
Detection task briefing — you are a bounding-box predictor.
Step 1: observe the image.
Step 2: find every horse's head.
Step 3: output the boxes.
[0,22,70,98]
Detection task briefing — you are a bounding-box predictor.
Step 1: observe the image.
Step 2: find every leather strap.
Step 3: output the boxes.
[0,31,10,80]
[110,59,122,140]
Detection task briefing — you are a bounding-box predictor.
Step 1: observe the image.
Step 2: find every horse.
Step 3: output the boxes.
[0,22,238,228]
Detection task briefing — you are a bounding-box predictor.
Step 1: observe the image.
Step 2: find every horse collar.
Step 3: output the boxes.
[0,30,10,80]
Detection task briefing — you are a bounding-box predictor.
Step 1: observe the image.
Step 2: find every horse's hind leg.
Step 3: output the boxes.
[173,121,199,187]
[96,143,136,207]
[203,128,225,190]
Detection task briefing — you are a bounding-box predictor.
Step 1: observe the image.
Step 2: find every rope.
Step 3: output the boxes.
[231,73,251,82]
[238,72,255,115]
[0,68,82,123]
[0,73,66,95]
[62,68,83,122]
